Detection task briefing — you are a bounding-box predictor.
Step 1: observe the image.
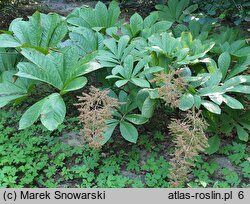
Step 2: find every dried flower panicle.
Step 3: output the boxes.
[74,86,120,148]
[151,69,186,108]
[168,109,208,187]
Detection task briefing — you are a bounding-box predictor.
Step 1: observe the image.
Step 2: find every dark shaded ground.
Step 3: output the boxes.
[0,0,160,30]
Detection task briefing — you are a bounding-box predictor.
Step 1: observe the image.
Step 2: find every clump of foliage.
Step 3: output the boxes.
[156,0,198,23]
[192,0,250,25]
[0,107,172,188]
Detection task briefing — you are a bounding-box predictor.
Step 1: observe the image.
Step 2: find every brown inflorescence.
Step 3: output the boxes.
[168,109,208,187]
[74,86,120,148]
[151,69,187,109]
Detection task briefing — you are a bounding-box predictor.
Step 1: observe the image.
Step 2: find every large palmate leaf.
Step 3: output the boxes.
[173,20,213,40]
[182,47,249,114]
[148,32,214,66]
[204,54,250,82]
[69,27,104,55]
[16,46,102,94]
[67,1,120,33]
[178,32,215,64]
[212,36,250,57]
[106,54,163,88]
[0,12,67,53]
[156,0,198,23]
[19,93,66,131]
[97,35,140,68]
[185,71,250,113]
[100,90,149,144]
[1,47,101,131]
[122,12,172,39]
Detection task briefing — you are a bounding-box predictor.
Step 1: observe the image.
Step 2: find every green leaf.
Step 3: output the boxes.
[104,37,118,55]
[239,122,250,131]
[236,125,249,142]
[67,1,120,31]
[69,27,104,55]
[0,73,30,108]
[132,56,151,77]
[0,48,19,72]
[115,79,129,87]
[209,94,223,105]
[223,75,250,87]
[117,35,130,59]
[176,0,189,19]
[0,12,67,49]
[181,32,193,48]
[131,78,150,88]
[201,100,221,114]
[148,89,159,99]
[123,55,134,78]
[19,99,44,130]
[222,95,244,109]
[234,46,250,57]
[218,52,231,81]
[156,4,174,22]
[107,1,121,27]
[151,21,173,34]
[130,13,143,36]
[205,135,221,155]
[204,70,222,87]
[179,93,194,111]
[142,97,156,118]
[0,95,25,108]
[118,90,129,114]
[183,4,198,14]
[102,121,119,144]
[16,47,101,91]
[61,76,87,94]
[141,66,164,75]
[144,12,158,28]
[136,89,149,110]
[206,59,218,73]
[19,93,66,131]
[0,34,21,47]
[120,121,138,143]
[17,49,64,89]
[125,114,148,125]
[199,86,225,96]
[193,95,201,108]
[226,56,250,79]
[226,85,250,94]
[79,60,102,76]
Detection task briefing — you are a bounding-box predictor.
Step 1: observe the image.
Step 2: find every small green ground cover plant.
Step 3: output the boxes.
[0,0,249,187]
[0,107,249,187]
